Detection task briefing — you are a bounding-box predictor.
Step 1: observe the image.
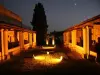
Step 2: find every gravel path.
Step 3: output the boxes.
[0,47,100,75]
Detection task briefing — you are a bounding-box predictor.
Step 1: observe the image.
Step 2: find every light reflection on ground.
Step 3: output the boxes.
[33,54,63,65]
[21,52,66,71]
[42,45,56,49]
[0,48,100,74]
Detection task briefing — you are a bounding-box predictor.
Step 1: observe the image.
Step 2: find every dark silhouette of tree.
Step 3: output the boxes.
[50,30,64,47]
[31,3,48,46]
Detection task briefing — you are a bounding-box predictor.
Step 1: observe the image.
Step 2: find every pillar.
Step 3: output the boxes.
[1,29,4,60]
[72,30,76,45]
[34,33,36,43]
[19,31,24,50]
[29,33,32,46]
[83,26,89,59]
[17,31,19,41]
[83,27,87,55]
[3,29,8,59]
[86,26,89,59]
[33,32,36,46]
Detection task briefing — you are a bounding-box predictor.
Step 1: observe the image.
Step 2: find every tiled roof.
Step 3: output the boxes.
[64,14,100,32]
[0,14,22,27]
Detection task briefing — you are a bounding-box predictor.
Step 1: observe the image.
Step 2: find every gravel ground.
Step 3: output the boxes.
[0,47,100,75]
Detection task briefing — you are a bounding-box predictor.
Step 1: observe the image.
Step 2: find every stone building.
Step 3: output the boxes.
[0,5,36,61]
[63,14,100,59]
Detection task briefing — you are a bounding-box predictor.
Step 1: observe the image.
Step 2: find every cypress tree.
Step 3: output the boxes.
[31,3,48,46]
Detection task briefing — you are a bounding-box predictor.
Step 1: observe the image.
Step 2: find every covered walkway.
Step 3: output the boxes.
[0,5,36,61]
[63,14,100,59]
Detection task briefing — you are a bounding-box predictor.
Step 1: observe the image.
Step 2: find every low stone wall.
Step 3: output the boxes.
[8,46,20,55]
[64,43,97,59]
[67,43,84,58]
[24,43,30,50]
[32,42,36,48]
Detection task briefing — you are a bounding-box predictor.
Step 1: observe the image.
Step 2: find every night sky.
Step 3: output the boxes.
[0,0,100,33]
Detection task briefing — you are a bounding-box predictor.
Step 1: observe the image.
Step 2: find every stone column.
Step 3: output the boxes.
[86,26,89,59]
[19,31,24,50]
[72,30,76,45]
[33,33,36,46]
[83,27,87,59]
[83,26,89,59]
[29,33,32,47]
[1,29,4,60]
[34,33,36,43]
[83,27,87,55]
[17,32,19,42]
[3,29,8,59]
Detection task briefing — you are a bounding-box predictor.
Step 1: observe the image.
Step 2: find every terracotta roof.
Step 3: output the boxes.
[0,5,22,22]
[64,14,100,32]
[0,14,22,27]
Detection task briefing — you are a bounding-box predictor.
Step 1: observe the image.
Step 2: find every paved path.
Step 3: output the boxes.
[0,47,100,75]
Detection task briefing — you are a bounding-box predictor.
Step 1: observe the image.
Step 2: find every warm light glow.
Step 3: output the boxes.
[52,39,55,45]
[42,46,56,49]
[33,54,63,65]
[46,39,49,45]
[52,36,55,45]
[46,41,48,45]
[52,56,63,63]
[47,51,49,55]
[34,55,45,60]
[90,51,97,57]
[60,56,63,60]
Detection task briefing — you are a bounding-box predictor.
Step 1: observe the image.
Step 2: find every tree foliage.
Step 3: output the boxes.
[31,3,48,46]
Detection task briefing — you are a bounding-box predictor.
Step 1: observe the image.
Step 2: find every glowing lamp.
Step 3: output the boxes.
[46,39,48,45]
[47,51,49,55]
